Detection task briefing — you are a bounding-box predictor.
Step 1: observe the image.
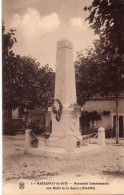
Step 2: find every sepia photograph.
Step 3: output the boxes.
[2,0,124,194]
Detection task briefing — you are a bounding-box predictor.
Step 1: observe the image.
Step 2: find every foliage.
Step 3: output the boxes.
[80,110,101,129]
[3,119,25,135]
[82,0,124,98]
[2,25,54,111]
[76,0,124,105]
[76,38,124,105]
[2,25,17,109]
[105,128,115,138]
[102,110,111,116]
[84,0,124,54]
[2,25,17,58]
[75,44,103,105]
[89,111,101,121]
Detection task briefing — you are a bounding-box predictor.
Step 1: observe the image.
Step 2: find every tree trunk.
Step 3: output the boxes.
[115,97,119,144]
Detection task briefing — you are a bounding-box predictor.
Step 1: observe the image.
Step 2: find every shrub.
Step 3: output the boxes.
[105,128,115,138]
[3,119,25,135]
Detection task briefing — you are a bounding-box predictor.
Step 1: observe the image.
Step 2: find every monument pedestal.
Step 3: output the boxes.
[46,106,82,149]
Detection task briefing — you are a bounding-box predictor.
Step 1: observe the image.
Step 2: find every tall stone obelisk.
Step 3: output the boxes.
[47,39,81,149]
[55,40,76,106]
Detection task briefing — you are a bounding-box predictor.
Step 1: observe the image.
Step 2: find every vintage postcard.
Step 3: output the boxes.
[2,0,124,194]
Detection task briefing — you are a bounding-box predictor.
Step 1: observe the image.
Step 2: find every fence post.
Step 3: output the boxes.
[98,127,105,145]
[25,129,32,148]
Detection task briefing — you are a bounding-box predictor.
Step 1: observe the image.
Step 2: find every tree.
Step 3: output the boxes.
[2,25,54,113]
[12,56,54,110]
[76,0,124,143]
[2,24,17,111]
[76,41,105,104]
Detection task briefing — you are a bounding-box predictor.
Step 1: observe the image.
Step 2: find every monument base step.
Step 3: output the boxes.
[24,144,106,160]
[45,134,82,148]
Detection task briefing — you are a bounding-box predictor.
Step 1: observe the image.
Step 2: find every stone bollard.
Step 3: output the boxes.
[98,127,106,145]
[25,129,32,148]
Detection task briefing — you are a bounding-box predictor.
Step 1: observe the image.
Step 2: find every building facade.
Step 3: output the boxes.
[83,96,124,137]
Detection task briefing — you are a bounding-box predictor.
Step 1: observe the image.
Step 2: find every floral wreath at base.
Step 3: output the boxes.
[52,99,63,121]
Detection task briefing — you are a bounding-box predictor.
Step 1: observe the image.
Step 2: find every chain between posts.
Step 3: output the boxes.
[74,132,98,141]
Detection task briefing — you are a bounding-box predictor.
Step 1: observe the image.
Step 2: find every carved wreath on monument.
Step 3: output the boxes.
[69,103,82,118]
[52,99,63,121]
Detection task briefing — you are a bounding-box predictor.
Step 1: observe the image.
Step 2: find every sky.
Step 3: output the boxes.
[2,0,97,71]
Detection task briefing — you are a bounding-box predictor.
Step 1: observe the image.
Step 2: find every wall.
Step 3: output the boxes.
[83,98,124,129]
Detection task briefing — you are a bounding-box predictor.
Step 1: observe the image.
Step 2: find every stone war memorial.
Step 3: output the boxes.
[24,39,106,159]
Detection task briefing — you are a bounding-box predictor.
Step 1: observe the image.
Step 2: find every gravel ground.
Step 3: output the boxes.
[3,135,124,182]
[3,135,124,194]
